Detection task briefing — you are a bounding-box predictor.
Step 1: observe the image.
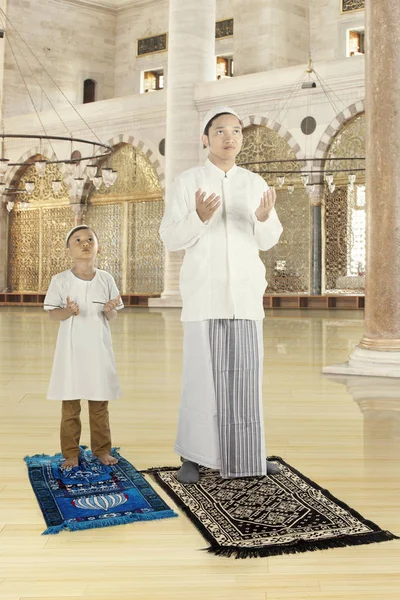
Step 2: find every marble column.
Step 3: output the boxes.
[310,187,323,295]
[323,0,400,377]
[150,0,216,308]
[0,0,8,291]
[233,0,308,76]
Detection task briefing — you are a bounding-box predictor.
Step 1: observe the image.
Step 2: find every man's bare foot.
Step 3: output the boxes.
[62,456,79,469]
[96,453,118,466]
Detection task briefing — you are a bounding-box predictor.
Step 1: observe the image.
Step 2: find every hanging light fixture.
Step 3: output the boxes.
[34,160,47,177]
[25,182,35,194]
[238,48,365,192]
[288,184,295,195]
[52,180,62,194]
[74,178,85,195]
[0,159,9,175]
[93,176,103,190]
[86,164,97,180]
[301,174,309,187]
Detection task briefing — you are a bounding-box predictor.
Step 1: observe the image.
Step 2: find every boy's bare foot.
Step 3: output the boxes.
[62,456,79,469]
[97,453,118,466]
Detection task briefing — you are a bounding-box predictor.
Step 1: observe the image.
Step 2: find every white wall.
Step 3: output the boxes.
[3,0,116,118]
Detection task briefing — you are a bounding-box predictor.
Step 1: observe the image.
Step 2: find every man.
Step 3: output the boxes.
[160,106,283,483]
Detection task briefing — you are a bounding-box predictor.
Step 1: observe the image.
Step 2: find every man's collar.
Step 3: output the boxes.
[205,158,238,179]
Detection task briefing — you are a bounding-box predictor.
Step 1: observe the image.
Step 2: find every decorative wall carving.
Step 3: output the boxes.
[324,114,366,293]
[324,185,348,291]
[127,200,164,294]
[216,19,234,39]
[8,206,74,292]
[91,143,162,200]
[326,113,365,185]
[8,144,164,294]
[137,33,167,56]
[13,160,70,206]
[341,1,365,14]
[85,203,124,291]
[237,125,310,293]
[88,143,164,293]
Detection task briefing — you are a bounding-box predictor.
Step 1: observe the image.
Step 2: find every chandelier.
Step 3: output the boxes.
[0,8,117,213]
[242,57,365,196]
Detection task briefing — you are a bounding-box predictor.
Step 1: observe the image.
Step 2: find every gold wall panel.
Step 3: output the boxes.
[8,209,40,292]
[127,200,164,293]
[41,207,75,291]
[90,143,162,200]
[325,185,348,291]
[85,203,123,290]
[8,206,75,292]
[9,144,164,295]
[238,125,310,293]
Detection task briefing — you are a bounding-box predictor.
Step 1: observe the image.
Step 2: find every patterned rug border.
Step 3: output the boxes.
[142,456,399,558]
[25,447,178,534]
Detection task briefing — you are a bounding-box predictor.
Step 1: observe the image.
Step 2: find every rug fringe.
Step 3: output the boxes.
[203,530,399,559]
[43,524,66,535]
[141,466,179,474]
[59,510,177,534]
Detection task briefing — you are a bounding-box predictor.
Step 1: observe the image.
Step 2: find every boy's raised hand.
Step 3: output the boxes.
[66,296,79,316]
[103,295,121,314]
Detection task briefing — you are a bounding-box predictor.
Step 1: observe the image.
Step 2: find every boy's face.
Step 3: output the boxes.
[202,114,243,163]
[67,228,99,261]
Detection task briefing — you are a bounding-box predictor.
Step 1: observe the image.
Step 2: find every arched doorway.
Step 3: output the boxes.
[7,158,74,292]
[323,113,366,293]
[237,125,311,293]
[86,143,164,294]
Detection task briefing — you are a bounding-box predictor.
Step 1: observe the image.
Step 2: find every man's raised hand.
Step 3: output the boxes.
[255,187,276,222]
[196,188,220,223]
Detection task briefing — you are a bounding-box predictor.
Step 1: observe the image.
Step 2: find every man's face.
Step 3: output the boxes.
[67,228,99,261]
[202,114,243,162]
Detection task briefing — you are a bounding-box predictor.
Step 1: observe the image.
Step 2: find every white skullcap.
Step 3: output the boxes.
[65,224,91,246]
[202,106,241,133]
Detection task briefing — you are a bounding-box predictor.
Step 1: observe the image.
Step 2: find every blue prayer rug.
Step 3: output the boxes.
[25,448,177,534]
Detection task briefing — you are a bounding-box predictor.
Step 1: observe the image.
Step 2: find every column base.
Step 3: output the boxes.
[148,292,182,308]
[322,345,400,378]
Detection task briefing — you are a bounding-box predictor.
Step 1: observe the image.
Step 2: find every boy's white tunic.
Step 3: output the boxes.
[44,269,123,401]
[160,159,283,475]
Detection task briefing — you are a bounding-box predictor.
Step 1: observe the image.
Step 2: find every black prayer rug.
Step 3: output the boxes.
[144,457,398,558]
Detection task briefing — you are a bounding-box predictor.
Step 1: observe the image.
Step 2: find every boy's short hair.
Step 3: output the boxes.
[65,225,98,247]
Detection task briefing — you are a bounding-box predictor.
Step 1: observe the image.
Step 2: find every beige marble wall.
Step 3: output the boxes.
[3,0,116,118]
[115,0,169,97]
[310,0,365,62]
[233,0,309,75]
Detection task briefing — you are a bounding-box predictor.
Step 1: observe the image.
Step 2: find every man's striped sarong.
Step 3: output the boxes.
[174,319,267,478]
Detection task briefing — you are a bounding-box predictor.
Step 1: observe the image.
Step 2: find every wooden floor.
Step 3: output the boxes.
[0,307,399,600]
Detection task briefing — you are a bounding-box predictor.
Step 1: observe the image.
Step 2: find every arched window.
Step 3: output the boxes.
[83,79,96,104]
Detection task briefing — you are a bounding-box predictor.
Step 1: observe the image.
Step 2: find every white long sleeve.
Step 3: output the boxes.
[160,177,207,251]
[254,208,283,251]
